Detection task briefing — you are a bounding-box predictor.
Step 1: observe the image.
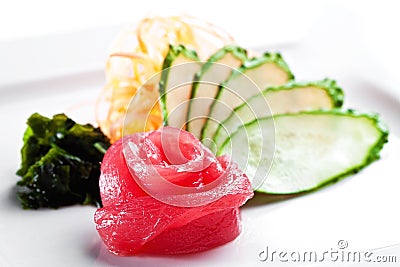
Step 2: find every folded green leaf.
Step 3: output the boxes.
[16,113,111,209]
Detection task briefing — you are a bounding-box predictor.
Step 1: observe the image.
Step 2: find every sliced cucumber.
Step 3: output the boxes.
[159,44,201,128]
[219,110,388,194]
[186,45,248,138]
[201,52,294,145]
[213,79,344,147]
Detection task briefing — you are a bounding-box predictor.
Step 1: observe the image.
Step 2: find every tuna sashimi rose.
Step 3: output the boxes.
[94,127,253,255]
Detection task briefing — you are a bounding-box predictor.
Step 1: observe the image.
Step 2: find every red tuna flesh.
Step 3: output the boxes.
[94,127,253,255]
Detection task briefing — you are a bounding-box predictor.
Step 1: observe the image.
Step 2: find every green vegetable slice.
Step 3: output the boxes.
[218,110,388,194]
[201,52,294,144]
[213,79,344,148]
[16,113,111,209]
[186,45,247,138]
[159,44,201,128]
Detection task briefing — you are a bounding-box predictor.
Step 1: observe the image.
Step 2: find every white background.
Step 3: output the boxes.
[1,0,399,91]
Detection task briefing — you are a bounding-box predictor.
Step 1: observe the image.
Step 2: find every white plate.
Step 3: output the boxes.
[1,71,400,267]
[1,16,400,267]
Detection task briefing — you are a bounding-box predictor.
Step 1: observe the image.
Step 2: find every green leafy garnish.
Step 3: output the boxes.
[16,113,111,209]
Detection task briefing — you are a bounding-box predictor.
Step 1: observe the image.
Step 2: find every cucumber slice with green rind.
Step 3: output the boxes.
[159,44,201,128]
[192,45,247,79]
[213,78,344,147]
[187,45,248,138]
[201,52,294,143]
[219,110,388,194]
